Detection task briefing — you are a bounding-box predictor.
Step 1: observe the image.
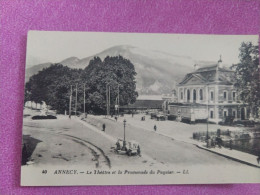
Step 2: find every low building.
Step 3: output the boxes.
[168,58,250,123]
[120,99,164,112]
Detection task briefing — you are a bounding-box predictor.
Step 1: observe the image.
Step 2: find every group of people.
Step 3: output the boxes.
[208,136,224,148]
[207,136,233,150]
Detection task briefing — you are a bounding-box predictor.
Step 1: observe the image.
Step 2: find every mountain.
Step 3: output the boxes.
[25,62,52,82]
[25,45,197,95]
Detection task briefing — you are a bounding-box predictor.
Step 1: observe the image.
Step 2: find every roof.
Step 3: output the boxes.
[121,100,164,109]
[137,95,162,100]
[179,64,235,86]
[168,102,207,107]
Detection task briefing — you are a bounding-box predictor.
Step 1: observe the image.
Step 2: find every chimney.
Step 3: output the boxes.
[194,64,200,70]
[218,55,223,68]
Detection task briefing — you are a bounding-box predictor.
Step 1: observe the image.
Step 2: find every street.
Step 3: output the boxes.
[83,114,248,166]
[21,109,260,184]
[22,110,258,169]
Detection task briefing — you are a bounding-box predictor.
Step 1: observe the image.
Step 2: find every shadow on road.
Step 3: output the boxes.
[22,135,42,165]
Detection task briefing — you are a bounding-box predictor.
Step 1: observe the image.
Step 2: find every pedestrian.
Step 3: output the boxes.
[229,139,233,150]
[217,129,221,137]
[116,140,121,151]
[216,137,222,148]
[257,154,260,164]
[211,138,215,148]
[132,112,134,118]
[115,116,117,122]
[137,145,141,156]
[154,125,157,131]
[102,123,106,132]
[227,129,230,136]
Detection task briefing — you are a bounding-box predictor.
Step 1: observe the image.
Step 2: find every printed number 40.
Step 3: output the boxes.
[42,170,47,174]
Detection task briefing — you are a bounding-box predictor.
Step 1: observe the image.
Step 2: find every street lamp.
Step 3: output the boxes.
[123,119,127,150]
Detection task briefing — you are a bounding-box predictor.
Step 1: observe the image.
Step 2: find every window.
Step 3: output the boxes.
[187,89,190,101]
[193,89,196,101]
[210,91,214,101]
[232,92,236,101]
[199,89,203,100]
[224,111,227,117]
[223,91,227,100]
[232,111,236,117]
[210,111,214,118]
[181,92,183,100]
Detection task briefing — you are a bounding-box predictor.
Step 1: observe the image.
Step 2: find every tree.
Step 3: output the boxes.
[233,42,260,118]
[25,64,81,113]
[25,56,138,115]
[81,56,138,114]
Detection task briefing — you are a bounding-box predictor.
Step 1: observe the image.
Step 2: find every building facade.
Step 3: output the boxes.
[168,58,249,123]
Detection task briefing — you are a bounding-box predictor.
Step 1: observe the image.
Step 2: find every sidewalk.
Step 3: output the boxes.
[197,143,260,168]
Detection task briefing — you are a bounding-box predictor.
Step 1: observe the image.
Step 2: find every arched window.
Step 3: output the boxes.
[199,89,203,100]
[187,89,190,101]
[193,89,196,101]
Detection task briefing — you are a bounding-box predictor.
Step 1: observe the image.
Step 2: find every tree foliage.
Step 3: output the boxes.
[81,56,138,114]
[25,64,81,113]
[233,42,259,116]
[25,56,138,114]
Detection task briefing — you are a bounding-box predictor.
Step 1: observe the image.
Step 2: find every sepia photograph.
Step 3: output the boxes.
[21,31,260,186]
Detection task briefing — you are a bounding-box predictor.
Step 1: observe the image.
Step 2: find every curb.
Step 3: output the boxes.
[196,144,260,169]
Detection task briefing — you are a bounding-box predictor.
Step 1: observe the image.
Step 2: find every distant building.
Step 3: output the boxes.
[120,99,164,112]
[168,57,249,123]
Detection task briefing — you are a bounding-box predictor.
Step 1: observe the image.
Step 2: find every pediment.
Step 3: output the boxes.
[180,74,206,85]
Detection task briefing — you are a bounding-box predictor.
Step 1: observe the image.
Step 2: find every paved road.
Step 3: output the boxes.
[84,115,254,166]
[22,115,155,168]
[22,113,260,184]
[23,114,259,168]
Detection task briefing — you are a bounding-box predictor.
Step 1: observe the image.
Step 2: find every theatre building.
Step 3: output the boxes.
[168,58,249,123]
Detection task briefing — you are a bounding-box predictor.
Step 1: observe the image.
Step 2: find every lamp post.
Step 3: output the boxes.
[123,119,126,150]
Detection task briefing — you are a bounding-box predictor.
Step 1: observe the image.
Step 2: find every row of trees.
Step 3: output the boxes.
[233,42,259,117]
[25,56,138,114]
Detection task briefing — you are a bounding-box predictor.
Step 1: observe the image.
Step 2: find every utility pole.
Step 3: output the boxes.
[123,119,127,151]
[206,83,209,148]
[117,84,120,116]
[75,83,78,116]
[108,85,110,116]
[69,85,72,119]
[83,83,86,117]
[106,84,108,116]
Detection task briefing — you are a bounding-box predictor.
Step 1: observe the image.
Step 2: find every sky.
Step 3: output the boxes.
[26,31,259,68]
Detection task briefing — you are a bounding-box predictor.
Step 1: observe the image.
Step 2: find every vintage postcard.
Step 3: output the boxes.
[21,31,260,186]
